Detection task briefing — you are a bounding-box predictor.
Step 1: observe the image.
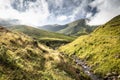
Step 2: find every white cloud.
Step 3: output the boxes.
[69,0,90,21]
[0,0,120,26]
[87,0,120,25]
[0,0,50,26]
[0,0,92,26]
[57,15,67,21]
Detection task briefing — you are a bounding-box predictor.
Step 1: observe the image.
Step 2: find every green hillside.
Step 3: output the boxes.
[0,26,90,80]
[39,24,67,32]
[59,15,120,79]
[39,19,97,36]
[8,25,74,41]
[7,25,75,48]
[58,19,97,36]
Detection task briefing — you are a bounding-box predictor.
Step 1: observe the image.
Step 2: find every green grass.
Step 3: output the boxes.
[58,19,97,36]
[8,25,75,41]
[7,25,75,48]
[0,26,90,80]
[59,15,120,79]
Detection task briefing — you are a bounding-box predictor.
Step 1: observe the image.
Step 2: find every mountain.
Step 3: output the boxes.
[59,15,120,79]
[0,19,19,27]
[7,25,75,48]
[0,26,90,80]
[58,19,97,36]
[11,0,90,19]
[39,19,97,36]
[39,24,67,32]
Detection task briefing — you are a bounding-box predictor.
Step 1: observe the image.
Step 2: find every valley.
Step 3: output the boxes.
[0,26,90,80]
[7,25,75,49]
[59,15,120,80]
[39,19,97,36]
[0,15,120,80]
[0,0,120,80]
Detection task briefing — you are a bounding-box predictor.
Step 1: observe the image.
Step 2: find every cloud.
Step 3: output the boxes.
[57,15,67,21]
[87,0,120,25]
[0,0,50,26]
[0,0,93,26]
[0,0,119,26]
[68,0,91,21]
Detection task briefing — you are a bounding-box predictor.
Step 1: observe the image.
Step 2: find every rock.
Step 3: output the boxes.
[112,72,118,76]
[118,75,120,79]
[111,76,117,80]
[104,72,119,80]
[106,73,112,76]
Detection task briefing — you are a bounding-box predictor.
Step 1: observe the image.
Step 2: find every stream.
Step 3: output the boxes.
[72,55,103,80]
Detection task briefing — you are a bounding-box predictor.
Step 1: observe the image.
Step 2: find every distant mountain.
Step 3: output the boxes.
[58,19,97,36]
[39,19,97,36]
[0,19,19,27]
[59,15,120,79]
[39,24,67,32]
[7,25,75,48]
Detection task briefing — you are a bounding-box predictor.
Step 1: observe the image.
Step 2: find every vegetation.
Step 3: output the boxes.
[0,26,90,80]
[7,25,75,48]
[58,19,92,36]
[39,19,97,36]
[59,15,120,79]
[39,24,67,32]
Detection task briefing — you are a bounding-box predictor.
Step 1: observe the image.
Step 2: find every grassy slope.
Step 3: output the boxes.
[8,25,74,41]
[0,26,90,80]
[8,25,75,48]
[58,19,97,36]
[59,15,120,78]
[39,24,67,32]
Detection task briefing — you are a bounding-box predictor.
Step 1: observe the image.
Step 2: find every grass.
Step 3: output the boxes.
[0,26,90,80]
[8,25,75,41]
[7,25,75,48]
[58,19,97,36]
[59,15,120,79]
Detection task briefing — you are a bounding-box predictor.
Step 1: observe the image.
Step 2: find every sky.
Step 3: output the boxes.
[0,0,120,26]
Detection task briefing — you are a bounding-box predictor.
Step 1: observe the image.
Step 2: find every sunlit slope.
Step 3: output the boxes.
[59,15,120,78]
[8,25,74,41]
[58,19,97,36]
[39,24,67,32]
[0,26,90,80]
[39,19,97,36]
[8,25,76,48]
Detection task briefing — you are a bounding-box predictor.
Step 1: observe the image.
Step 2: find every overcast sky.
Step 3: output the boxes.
[0,0,120,26]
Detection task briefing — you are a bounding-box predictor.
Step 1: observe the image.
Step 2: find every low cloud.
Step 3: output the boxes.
[87,0,120,25]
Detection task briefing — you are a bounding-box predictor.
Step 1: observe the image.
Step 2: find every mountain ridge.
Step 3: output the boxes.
[59,15,120,79]
[39,19,97,36]
[7,25,75,48]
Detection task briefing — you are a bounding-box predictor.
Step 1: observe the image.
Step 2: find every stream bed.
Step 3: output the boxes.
[72,56,103,80]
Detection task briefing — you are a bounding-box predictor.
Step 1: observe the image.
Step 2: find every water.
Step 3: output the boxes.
[72,55,103,80]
